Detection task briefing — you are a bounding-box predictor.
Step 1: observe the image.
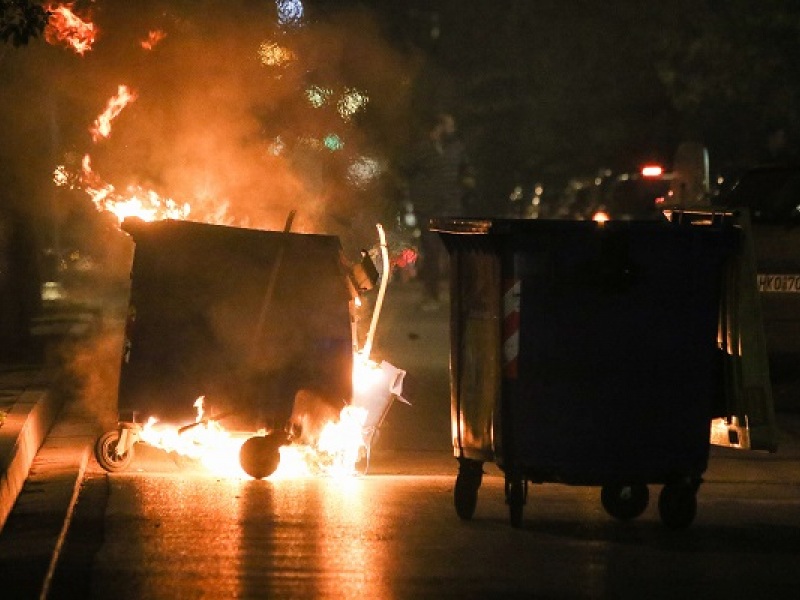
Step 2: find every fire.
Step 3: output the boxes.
[139,404,249,478]
[132,349,403,480]
[138,395,369,480]
[44,2,97,55]
[53,82,242,225]
[58,154,191,224]
[53,155,242,225]
[316,406,369,476]
[90,85,137,142]
[105,224,405,480]
[141,29,166,51]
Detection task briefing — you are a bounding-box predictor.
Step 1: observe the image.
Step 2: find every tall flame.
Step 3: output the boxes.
[90,85,137,142]
[44,2,97,55]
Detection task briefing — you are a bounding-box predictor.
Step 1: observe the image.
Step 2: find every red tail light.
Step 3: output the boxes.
[641,165,664,177]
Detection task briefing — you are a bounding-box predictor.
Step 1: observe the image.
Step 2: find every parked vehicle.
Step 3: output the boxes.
[711,164,800,411]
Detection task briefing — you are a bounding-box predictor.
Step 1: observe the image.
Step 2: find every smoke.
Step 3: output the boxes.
[1,0,416,254]
[1,0,417,418]
[54,326,127,430]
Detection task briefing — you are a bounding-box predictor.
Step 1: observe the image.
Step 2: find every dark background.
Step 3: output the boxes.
[2,0,800,243]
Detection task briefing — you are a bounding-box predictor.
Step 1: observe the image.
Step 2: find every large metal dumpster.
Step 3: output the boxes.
[95,217,356,477]
[432,214,770,529]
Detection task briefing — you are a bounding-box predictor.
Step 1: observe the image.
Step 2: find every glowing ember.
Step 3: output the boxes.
[44,2,97,55]
[593,210,610,223]
[90,85,137,143]
[141,29,166,51]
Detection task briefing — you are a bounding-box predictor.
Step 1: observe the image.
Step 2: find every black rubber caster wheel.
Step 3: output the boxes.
[454,459,483,520]
[601,483,649,521]
[239,435,283,479]
[94,430,135,473]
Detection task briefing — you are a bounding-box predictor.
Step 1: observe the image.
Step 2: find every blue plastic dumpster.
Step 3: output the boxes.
[432,216,741,529]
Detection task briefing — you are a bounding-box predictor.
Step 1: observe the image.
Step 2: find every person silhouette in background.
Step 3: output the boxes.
[406,112,470,311]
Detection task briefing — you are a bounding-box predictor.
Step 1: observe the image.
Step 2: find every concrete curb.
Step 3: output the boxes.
[0,388,62,532]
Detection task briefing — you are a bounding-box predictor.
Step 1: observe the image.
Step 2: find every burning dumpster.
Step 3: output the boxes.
[94,217,361,478]
[433,214,775,529]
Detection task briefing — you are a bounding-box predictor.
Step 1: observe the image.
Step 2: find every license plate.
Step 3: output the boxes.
[758,274,800,293]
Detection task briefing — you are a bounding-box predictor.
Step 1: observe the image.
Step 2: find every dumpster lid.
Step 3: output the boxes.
[430,215,740,235]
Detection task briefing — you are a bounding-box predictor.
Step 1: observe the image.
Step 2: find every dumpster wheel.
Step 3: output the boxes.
[600,483,649,521]
[454,459,483,520]
[658,482,698,529]
[239,434,283,479]
[94,430,135,473]
[505,476,527,529]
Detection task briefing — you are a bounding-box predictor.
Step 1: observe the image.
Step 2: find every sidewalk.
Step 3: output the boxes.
[0,364,62,532]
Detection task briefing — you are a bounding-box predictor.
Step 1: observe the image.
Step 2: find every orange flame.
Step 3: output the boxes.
[140,29,166,51]
[139,396,369,480]
[51,84,197,225]
[80,155,190,223]
[53,154,191,224]
[133,353,403,479]
[90,85,137,143]
[44,2,97,55]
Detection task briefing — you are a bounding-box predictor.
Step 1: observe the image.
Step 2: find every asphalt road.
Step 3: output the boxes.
[3,279,800,599]
[45,463,800,600]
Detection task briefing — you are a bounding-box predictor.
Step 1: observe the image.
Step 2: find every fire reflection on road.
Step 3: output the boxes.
[238,478,391,599]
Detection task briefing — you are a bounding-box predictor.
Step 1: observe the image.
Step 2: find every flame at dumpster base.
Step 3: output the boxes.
[137,354,400,479]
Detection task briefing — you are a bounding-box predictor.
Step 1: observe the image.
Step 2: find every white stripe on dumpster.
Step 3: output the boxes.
[503,279,521,378]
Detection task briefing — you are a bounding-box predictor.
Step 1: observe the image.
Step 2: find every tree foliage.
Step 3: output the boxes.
[0,0,50,47]
[655,0,800,165]
[393,0,800,200]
